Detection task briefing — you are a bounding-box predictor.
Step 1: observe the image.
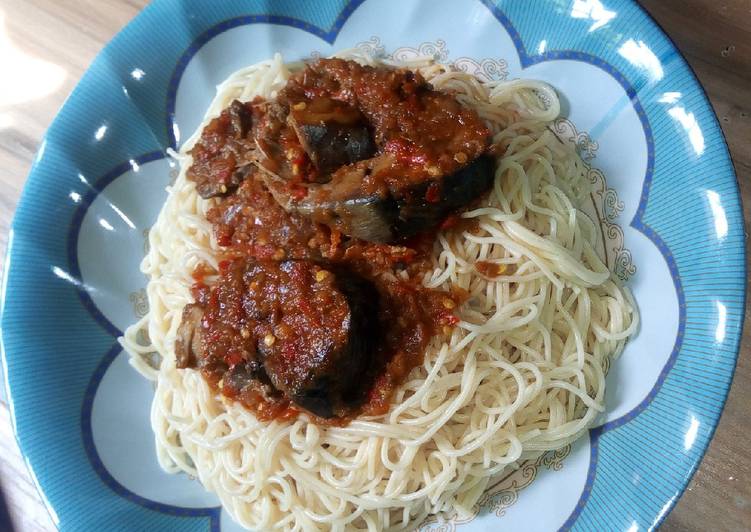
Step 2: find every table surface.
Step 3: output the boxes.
[0,0,749,530]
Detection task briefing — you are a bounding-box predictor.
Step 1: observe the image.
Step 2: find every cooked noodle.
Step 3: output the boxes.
[121,51,638,531]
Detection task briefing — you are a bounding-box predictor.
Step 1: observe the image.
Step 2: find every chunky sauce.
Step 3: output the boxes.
[179,58,490,424]
[278,58,489,193]
[185,181,462,423]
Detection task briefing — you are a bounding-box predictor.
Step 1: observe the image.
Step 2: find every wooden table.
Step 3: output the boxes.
[0,1,748,530]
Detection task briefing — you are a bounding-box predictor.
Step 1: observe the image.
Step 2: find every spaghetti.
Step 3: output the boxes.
[121,51,637,531]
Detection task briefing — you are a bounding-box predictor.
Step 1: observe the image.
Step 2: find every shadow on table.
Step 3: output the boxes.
[0,481,14,532]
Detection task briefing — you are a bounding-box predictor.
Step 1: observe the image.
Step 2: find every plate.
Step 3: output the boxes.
[1,1,744,530]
